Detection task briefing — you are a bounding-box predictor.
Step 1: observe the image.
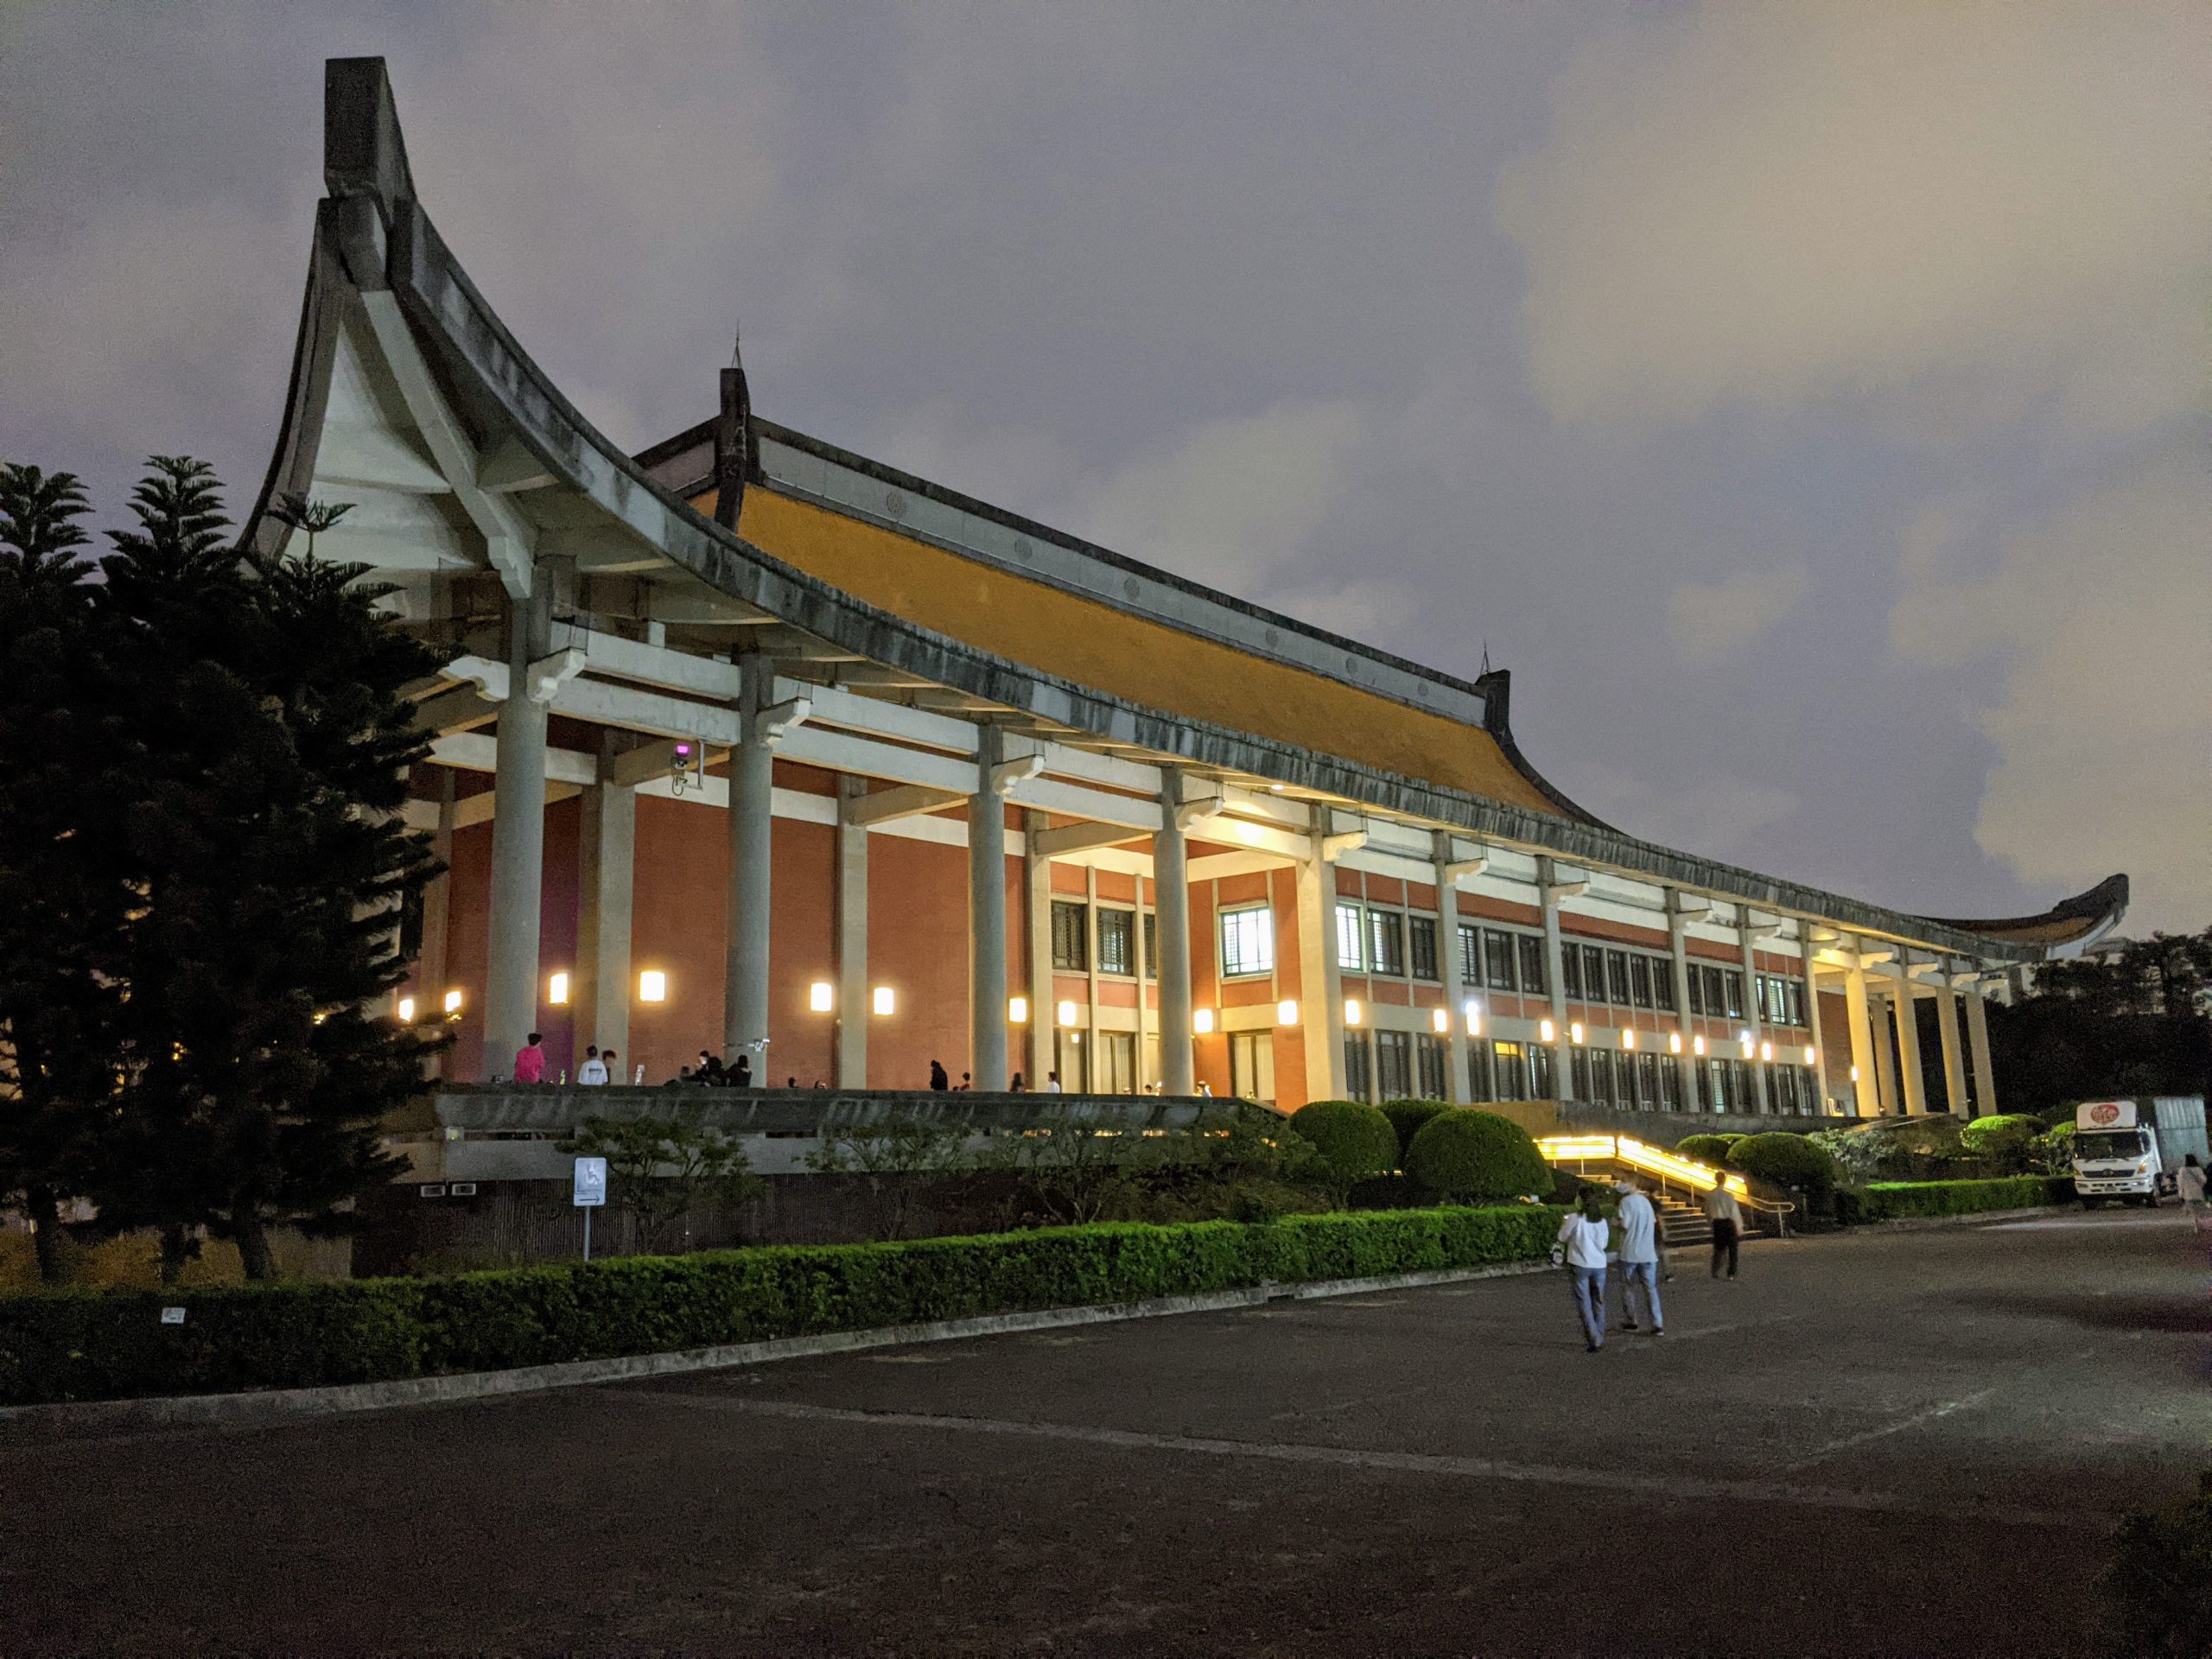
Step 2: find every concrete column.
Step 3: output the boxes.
[1154,771,1195,1097]
[1843,963,1881,1118]
[1537,859,1573,1099]
[836,776,868,1089]
[1025,810,1052,1089]
[1799,928,1825,1113]
[1966,988,1998,1115]
[1298,805,1346,1101]
[1132,848,1151,1092]
[1934,970,1970,1118]
[723,658,775,1074]
[1667,893,1698,1109]
[1432,833,1467,1103]
[1738,911,1773,1114]
[418,768,457,1077]
[575,739,635,1064]
[1893,977,1929,1115]
[969,733,1010,1092]
[1870,988,1904,1116]
[485,592,549,1076]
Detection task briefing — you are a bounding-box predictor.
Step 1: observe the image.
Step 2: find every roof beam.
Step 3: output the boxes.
[1033,821,1145,858]
[843,784,965,827]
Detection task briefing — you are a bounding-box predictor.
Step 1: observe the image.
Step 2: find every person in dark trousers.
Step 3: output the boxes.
[697,1051,725,1086]
[1556,1187,1611,1353]
[732,1053,753,1090]
[1009,1072,1027,1092]
[1704,1178,1745,1279]
[928,1059,950,1091]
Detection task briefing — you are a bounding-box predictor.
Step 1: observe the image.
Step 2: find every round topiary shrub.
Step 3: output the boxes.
[1729,1131,1840,1202]
[1380,1098,1453,1160]
[1287,1100,1401,1194]
[1404,1109,1554,1205]
[1960,1113,2044,1168]
[1675,1133,1745,1166]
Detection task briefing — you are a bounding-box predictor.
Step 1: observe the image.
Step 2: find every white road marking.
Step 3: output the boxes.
[652,1392,2101,1532]
[1788,1389,1996,1470]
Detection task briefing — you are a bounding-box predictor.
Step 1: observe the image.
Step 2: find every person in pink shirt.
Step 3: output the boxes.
[512,1032,547,1084]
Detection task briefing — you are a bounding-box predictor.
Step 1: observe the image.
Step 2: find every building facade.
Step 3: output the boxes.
[253,61,2127,1117]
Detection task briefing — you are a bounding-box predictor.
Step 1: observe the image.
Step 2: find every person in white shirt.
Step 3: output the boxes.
[2177,1154,2207,1233]
[1044,1071,1064,1094]
[576,1045,609,1087]
[1612,1179,1663,1337]
[1703,1179,1746,1280]
[1556,1189,1611,1352]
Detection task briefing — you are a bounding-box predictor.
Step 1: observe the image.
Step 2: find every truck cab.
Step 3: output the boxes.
[2072,1100,2165,1207]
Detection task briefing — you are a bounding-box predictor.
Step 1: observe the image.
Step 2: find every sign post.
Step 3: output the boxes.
[572,1154,608,1262]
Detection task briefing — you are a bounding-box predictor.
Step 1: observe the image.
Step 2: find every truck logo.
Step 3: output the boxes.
[2087,1102,2121,1126]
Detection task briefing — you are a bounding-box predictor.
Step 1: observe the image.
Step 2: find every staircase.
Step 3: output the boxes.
[1656,1193,1712,1248]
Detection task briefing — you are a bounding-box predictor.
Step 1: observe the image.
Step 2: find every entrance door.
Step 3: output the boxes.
[1096,1031,1136,1095]
[1230,1030,1275,1103]
[1054,1029,1087,1093]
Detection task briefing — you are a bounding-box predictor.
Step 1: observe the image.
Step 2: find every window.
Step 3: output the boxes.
[1415,1033,1448,1100]
[1560,946,1584,1000]
[1636,1052,1661,1110]
[1800,1065,1821,1115]
[1096,908,1135,976]
[1606,950,1632,1006]
[1770,1064,1796,1115]
[1630,957,1656,1010]
[1376,1029,1413,1099]
[1687,968,1704,1016]
[1658,1056,1683,1110]
[1754,974,1772,1024]
[1051,900,1088,972]
[1699,964,1727,1019]
[1518,935,1548,996]
[1344,1031,1373,1101]
[1783,981,1804,1027]
[1530,1043,1556,1099]
[1458,923,1480,988]
[1569,1047,1592,1101]
[1143,912,1159,981]
[1469,1040,1494,1100]
[1408,915,1439,982]
[1582,944,1609,1004]
[1484,929,1517,993]
[1654,961,1678,1014]
[1491,1040,1526,1101]
[1336,904,1366,972]
[1230,1030,1275,1103]
[1219,906,1274,978]
[1724,970,1745,1021]
[1694,1061,1713,1111]
[1368,910,1405,977]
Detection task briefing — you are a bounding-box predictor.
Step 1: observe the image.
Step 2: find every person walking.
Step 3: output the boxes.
[2177,1153,2208,1233]
[1043,1071,1064,1094]
[512,1033,547,1084]
[1614,1179,1664,1336]
[1557,1188,1611,1353]
[576,1045,608,1086]
[1704,1177,1745,1280]
[928,1058,950,1091]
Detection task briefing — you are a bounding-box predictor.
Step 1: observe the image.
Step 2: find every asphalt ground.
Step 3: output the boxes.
[7,1209,2209,1656]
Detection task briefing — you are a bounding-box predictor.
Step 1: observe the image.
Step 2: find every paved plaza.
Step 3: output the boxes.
[7,1210,2208,1656]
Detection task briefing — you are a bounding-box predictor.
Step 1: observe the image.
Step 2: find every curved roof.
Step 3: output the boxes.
[246,57,2126,968]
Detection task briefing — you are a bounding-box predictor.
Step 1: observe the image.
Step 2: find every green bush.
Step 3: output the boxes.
[1958,1114,2044,1169]
[1404,1110,1554,1204]
[1730,1132,1840,1203]
[0,1205,1560,1407]
[2107,1469,2212,1656]
[1288,1100,1402,1191]
[1675,1133,1745,1166]
[1379,1099,1454,1160]
[1853,1175,2075,1221]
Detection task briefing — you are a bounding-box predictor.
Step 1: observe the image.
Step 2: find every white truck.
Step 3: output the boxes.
[2071,1098,2209,1207]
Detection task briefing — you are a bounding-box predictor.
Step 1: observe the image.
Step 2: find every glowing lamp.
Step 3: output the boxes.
[1431,1007,1449,1034]
[1759,1041,1774,1063]
[1539,1019,1556,1043]
[638,970,667,1003]
[548,971,569,1006]
[1621,1028,1637,1051]
[1194,1007,1217,1034]
[809,981,834,1013]
[1464,1000,1481,1036]
[1569,1021,1586,1046]
[1008,996,1029,1025]
[1803,1045,1817,1066]
[443,988,464,1015]
[1344,999,1363,1027]
[1057,1000,1079,1028]
[1276,999,1299,1027]
[872,986,895,1017]
[397,996,416,1023]
[1692,1034,1707,1057]
[1668,1032,1683,1055]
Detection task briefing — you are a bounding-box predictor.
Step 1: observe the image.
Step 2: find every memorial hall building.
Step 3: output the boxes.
[251,61,2127,1120]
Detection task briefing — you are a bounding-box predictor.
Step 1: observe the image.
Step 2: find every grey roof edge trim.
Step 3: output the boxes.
[635,412,1493,729]
[1923,874,2131,944]
[276,57,2096,968]
[238,205,351,564]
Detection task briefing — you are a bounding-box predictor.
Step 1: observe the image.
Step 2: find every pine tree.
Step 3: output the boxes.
[89,459,443,1281]
[0,465,135,1282]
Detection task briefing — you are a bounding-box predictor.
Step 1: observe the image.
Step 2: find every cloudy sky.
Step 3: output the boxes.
[3,2,2203,932]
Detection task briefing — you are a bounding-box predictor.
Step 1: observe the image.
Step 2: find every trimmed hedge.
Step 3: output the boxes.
[1841,1175,2075,1223]
[1380,1098,1454,1160]
[1730,1132,1840,1203]
[0,1206,1559,1407]
[1675,1133,1745,1166]
[1405,1110,1554,1204]
[1288,1100,1401,1189]
[1958,1113,2044,1164]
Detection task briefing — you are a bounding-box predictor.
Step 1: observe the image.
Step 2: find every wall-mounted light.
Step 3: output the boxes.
[1740,1037,1757,1059]
[1539,1019,1556,1043]
[1669,1032,1683,1055]
[1276,999,1299,1027]
[1850,1065,1861,1082]
[397,996,416,1023]
[809,981,834,1014]
[872,986,896,1017]
[1008,996,1029,1025]
[547,971,570,1007]
[1057,1000,1079,1028]
[1344,999,1363,1027]
[1431,1007,1449,1034]
[1464,1000,1481,1037]
[443,988,465,1015]
[1692,1034,1707,1057]
[1803,1045,1817,1066]
[639,970,668,1003]
[1758,1040,1774,1063]
[1621,1028,1637,1052]
[1194,1007,1217,1034]
[1569,1021,1586,1046]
